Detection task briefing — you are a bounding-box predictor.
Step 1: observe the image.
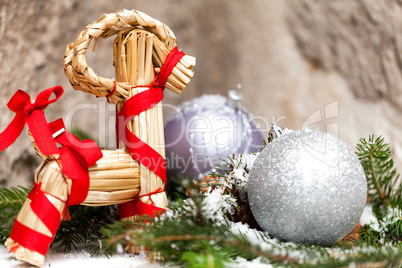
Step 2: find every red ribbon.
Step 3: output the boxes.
[118,47,185,218]
[28,182,62,236]
[119,188,166,218]
[10,183,63,256]
[10,183,61,255]
[4,87,103,257]
[105,81,117,103]
[0,86,63,156]
[116,89,167,182]
[97,81,117,103]
[157,47,185,88]
[9,220,53,256]
[119,198,166,219]
[49,118,102,206]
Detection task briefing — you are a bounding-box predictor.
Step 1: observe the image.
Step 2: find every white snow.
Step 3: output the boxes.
[228,221,325,264]
[230,257,273,268]
[359,203,401,245]
[231,153,260,186]
[202,188,235,224]
[359,204,380,232]
[0,245,161,268]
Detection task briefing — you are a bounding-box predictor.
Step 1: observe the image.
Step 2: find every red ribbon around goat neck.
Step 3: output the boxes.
[0,86,63,156]
[117,47,185,218]
[116,89,167,181]
[49,118,102,206]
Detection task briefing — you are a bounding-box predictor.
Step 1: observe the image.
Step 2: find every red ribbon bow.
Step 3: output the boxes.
[5,87,103,257]
[49,118,102,206]
[0,86,63,156]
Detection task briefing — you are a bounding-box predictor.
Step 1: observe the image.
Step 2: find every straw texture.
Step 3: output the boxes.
[5,149,141,266]
[63,9,195,104]
[85,150,140,206]
[64,9,195,220]
[6,9,196,265]
[113,30,163,230]
[5,160,69,267]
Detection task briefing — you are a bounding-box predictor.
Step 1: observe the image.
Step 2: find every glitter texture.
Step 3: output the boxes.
[248,129,367,246]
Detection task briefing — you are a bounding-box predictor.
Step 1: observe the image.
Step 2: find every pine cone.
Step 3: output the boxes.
[199,176,221,192]
[229,185,262,230]
[341,222,362,244]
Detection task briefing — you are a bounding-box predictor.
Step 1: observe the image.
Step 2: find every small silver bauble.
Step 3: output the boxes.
[248,128,367,246]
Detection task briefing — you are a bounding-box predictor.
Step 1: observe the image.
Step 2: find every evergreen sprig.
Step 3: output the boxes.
[52,205,119,256]
[356,135,402,245]
[99,136,402,267]
[0,186,32,244]
[356,135,400,207]
[0,185,119,253]
[100,179,312,267]
[1,134,402,267]
[100,175,402,267]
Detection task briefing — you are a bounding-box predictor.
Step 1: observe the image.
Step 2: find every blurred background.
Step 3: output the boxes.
[0,0,401,187]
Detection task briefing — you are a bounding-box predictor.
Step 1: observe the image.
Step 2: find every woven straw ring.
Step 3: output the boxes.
[63,9,177,105]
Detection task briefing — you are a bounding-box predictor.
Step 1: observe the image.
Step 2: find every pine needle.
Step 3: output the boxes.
[0,186,32,243]
[1,134,402,266]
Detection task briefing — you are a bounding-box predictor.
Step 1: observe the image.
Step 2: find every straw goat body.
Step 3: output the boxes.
[5,9,195,267]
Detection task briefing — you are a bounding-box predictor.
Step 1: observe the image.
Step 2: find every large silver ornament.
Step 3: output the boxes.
[248,129,367,246]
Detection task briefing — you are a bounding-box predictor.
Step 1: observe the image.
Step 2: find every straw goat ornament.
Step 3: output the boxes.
[0,10,195,266]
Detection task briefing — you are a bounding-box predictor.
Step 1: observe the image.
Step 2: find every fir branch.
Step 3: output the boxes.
[99,180,322,266]
[0,186,32,244]
[356,135,400,208]
[0,186,31,206]
[369,147,386,200]
[104,209,402,267]
[104,217,300,266]
[107,224,142,245]
[138,233,299,264]
[18,134,398,267]
[356,135,402,245]
[52,204,119,254]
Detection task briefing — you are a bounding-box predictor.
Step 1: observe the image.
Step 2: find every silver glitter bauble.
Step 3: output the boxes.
[248,129,367,246]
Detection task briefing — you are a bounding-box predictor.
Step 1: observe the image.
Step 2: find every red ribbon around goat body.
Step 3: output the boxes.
[48,118,102,206]
[0,86,63,156]
[117,46,185,218]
